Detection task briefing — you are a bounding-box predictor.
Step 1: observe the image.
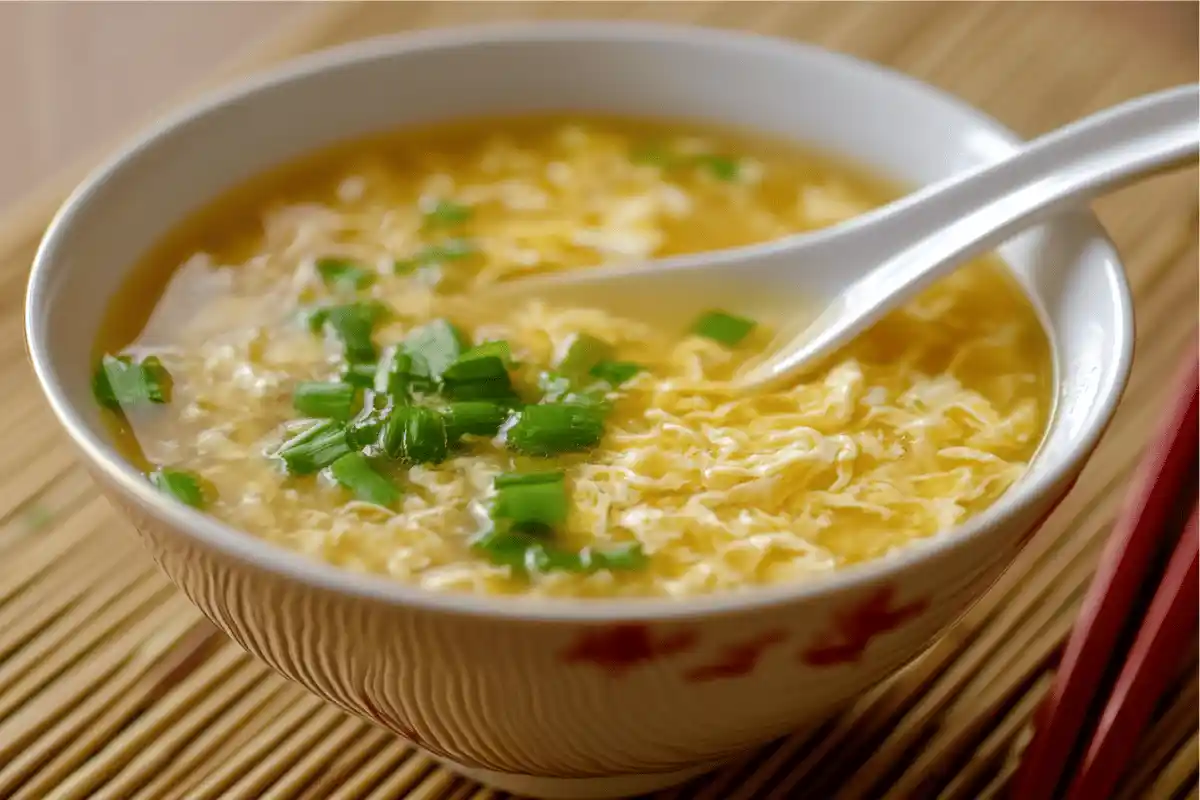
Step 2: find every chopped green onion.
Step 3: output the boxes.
[693,154,741,181]
[506,401,605,456]
[402,319,468,381]
[149,468,208,509]
[277,420,353,475]
[463,340,513,365]
[381,406,448,465]
[691,310,757,346]
[92,354,172,410]
[330,452,402,508]
[423,200,473,227]
[442,343,516,401]
[306,301,389,362]
[494,470,565,489]
[292,381,358,421]
[394,239,477,274]
[492,470,567,529]
[341,361,378,389]
[473,531,647,574]
[315,257,375,291]
[443,354,508,383]
[374,347,416,397]
[444,401,510,440]
[346,407,385,450]
[557,334,613,380]
[589,360,644,387]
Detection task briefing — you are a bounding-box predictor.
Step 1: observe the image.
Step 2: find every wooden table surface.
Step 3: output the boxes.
[0,4,1196,799]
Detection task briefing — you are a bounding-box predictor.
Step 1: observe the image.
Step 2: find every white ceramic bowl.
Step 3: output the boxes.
[25,22,1132,799]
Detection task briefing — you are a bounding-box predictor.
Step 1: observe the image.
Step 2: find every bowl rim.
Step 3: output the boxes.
[25,20,1134,623]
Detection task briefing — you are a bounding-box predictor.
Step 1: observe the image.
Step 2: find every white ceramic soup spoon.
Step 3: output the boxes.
[489,83,1199,392]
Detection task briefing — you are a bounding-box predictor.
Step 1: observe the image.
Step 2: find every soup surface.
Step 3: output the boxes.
[95,116,1051,598]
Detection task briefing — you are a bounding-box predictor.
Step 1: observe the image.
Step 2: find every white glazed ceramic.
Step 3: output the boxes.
[25,23,1133,799]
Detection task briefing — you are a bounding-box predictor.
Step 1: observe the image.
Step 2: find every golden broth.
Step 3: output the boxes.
[95,116,1051,598]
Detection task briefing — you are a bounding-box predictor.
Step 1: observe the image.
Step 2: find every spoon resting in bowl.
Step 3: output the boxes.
[488,83,1199,392]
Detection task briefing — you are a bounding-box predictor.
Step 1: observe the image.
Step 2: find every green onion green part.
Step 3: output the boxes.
[346,407,385,450]
[92,354,173,410]
[423,200,473,227]
[557,334,613,380]
[691,310,757,346]
[149,468,208,509]
[693,154,741,181]
[306,301,389,362]
[315,257,375,291]
[394,239,477,273]
[292,381,358,421]
[340,361,378,389]
[330,452,402,508]
[492,470,567,528]
[402,319,468,381]
[506,401,605,456]
[473,531,647,574]
[277,420,353,475]
[444,401,510,440]
[588,360,644,387]
[381,406,448,465]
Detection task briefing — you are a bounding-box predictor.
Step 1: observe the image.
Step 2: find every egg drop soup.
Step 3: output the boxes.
[94,117,1051,598]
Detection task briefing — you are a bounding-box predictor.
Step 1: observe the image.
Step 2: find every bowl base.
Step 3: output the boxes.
[428,753,727,799]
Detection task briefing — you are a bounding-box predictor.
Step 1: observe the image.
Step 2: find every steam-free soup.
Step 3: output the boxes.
[94,117,1051,598]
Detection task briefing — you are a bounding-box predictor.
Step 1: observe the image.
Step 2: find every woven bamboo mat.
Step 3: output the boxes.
[1,3,1197,799]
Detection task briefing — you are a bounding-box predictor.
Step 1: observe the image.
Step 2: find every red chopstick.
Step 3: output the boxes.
[1014,341,1199,798]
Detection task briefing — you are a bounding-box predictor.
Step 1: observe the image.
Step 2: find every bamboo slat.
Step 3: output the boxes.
[0,3,1196,799]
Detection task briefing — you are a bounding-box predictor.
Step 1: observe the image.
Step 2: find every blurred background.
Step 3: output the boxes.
[0,2,1196,216]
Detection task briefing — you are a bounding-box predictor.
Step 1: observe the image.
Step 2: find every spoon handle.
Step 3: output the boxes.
[767,84,1199,385]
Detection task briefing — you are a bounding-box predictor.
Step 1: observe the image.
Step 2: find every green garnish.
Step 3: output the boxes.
[381,406,448,464]
[394,239,478,274]
[557,334,613,380]
[423,200,473,227]
[589,360,643,387]
[374,348,418,398]
[692,310,757,346]
[340,361,378,389]
[149,468,208,509]
[92,354,172,410]
[442,342,516,401]
[444,401,510,440]
[315,257,375,291]
[347,407,386,450]
[693,154,741,181]
[277,420,353,475]
[330,452,402,508]
[506,401,605,456]
[492,470,567,528]
[402,319,468,381]
[292,381,358,421]
[473,530,647,574]
[306,301,389,363]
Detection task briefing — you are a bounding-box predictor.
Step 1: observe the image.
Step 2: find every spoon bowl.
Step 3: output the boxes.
[494,83,1200,392]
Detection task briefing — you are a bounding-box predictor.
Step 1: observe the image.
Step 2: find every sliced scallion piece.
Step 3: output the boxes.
[340,361,378,389]
[277,420,353,475]
[444,401,510,440]
[346,407,386,450]
[92,354,172,410]
[374,347,416,398]
[315,257,375,291]
[149,468,208,509]
[691,310,757,346]
[506,401,605,456]
[589,360,643,387]
[381,406,448,465]
[402,319,468,381]
[693,154,740,181]
[394,239,477,274]
[423,199,473,227]
[557,334,613,380]
[306,301,389,362]
[293,381,358,421]
[442,342,516,401]
[492,470,567,528]
[330,452,402,508]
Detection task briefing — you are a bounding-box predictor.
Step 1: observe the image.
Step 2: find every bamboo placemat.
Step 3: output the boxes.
[1,3,1197,799]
